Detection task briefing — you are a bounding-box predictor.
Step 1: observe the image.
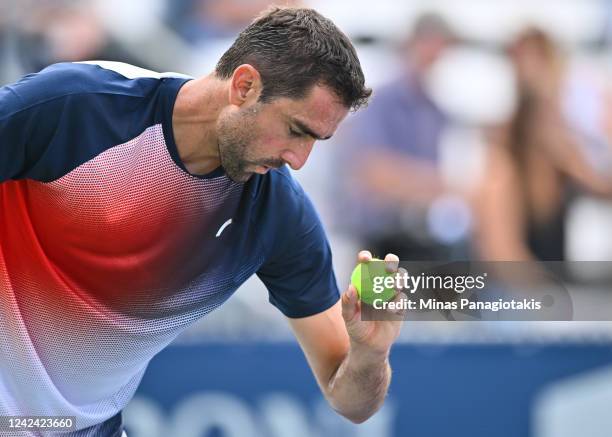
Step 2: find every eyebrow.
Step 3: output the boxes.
[291,118,332,141]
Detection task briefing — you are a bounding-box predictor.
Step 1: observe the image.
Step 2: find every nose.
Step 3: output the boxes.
[281,140,315,171]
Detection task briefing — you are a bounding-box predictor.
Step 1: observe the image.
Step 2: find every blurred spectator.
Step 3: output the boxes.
[15,1,148,74]
[603,0,612,47]
[333,13,466,261]
[474,28,612,261]
[165,0,301,43]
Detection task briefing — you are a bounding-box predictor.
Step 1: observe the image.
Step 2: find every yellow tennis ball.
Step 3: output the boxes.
[350,258,396,306]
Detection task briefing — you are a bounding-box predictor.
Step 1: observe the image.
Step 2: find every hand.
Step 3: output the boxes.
[341,251,404,358]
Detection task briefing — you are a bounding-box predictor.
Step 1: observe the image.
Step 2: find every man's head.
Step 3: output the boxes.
[213,7,371,182]
[507,27,561,92]
[405,13,455,75]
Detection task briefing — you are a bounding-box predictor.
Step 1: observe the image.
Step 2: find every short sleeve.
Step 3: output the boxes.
[256,182,340,318]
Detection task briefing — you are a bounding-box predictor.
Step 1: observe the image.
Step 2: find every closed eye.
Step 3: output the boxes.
[289,127,303,138]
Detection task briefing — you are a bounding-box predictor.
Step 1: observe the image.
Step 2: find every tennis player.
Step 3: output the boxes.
[0,7,403,436]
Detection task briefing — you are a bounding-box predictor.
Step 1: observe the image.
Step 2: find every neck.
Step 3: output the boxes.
[172,74,227,175]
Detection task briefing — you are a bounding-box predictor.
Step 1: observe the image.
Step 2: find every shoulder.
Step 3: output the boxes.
[1,62,188,116]
[246,166,323,250]
[0,62,191,182]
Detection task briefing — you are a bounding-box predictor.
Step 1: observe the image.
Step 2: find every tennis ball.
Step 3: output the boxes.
[350,259,396,306]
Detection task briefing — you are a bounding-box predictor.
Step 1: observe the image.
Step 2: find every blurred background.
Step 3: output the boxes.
[2,0,612,436]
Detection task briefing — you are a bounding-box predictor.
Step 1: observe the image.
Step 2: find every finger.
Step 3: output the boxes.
[384,253,399,272]
[376,291,407,322]
[394,267,408,293]
[357,250,372,263]
[341,284,360,322]
[388,291,408,319]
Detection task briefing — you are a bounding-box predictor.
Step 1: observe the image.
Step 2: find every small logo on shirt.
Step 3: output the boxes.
[215,219,233,237]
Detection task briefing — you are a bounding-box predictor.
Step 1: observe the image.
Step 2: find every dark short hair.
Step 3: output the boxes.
[215,6,371,111]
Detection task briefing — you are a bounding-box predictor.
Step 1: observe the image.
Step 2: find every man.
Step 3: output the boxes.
[335,13,464,261]
[0,7,403,436]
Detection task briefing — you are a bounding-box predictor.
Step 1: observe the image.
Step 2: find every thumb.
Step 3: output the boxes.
[341,284,360,324]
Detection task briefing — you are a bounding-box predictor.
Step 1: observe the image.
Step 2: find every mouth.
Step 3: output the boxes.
[253,165,271,175]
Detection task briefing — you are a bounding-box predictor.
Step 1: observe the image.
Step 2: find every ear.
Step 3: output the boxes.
[228,64,263,107]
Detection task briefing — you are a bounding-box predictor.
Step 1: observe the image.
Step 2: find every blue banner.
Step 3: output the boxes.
[125,343,612,437]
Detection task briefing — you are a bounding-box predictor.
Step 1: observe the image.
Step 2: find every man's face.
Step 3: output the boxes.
[216,85,349,183]
[410,34,450,73]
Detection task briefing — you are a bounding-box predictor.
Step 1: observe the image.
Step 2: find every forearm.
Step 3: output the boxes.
[325,342,392,424]
[358,154,446,205]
